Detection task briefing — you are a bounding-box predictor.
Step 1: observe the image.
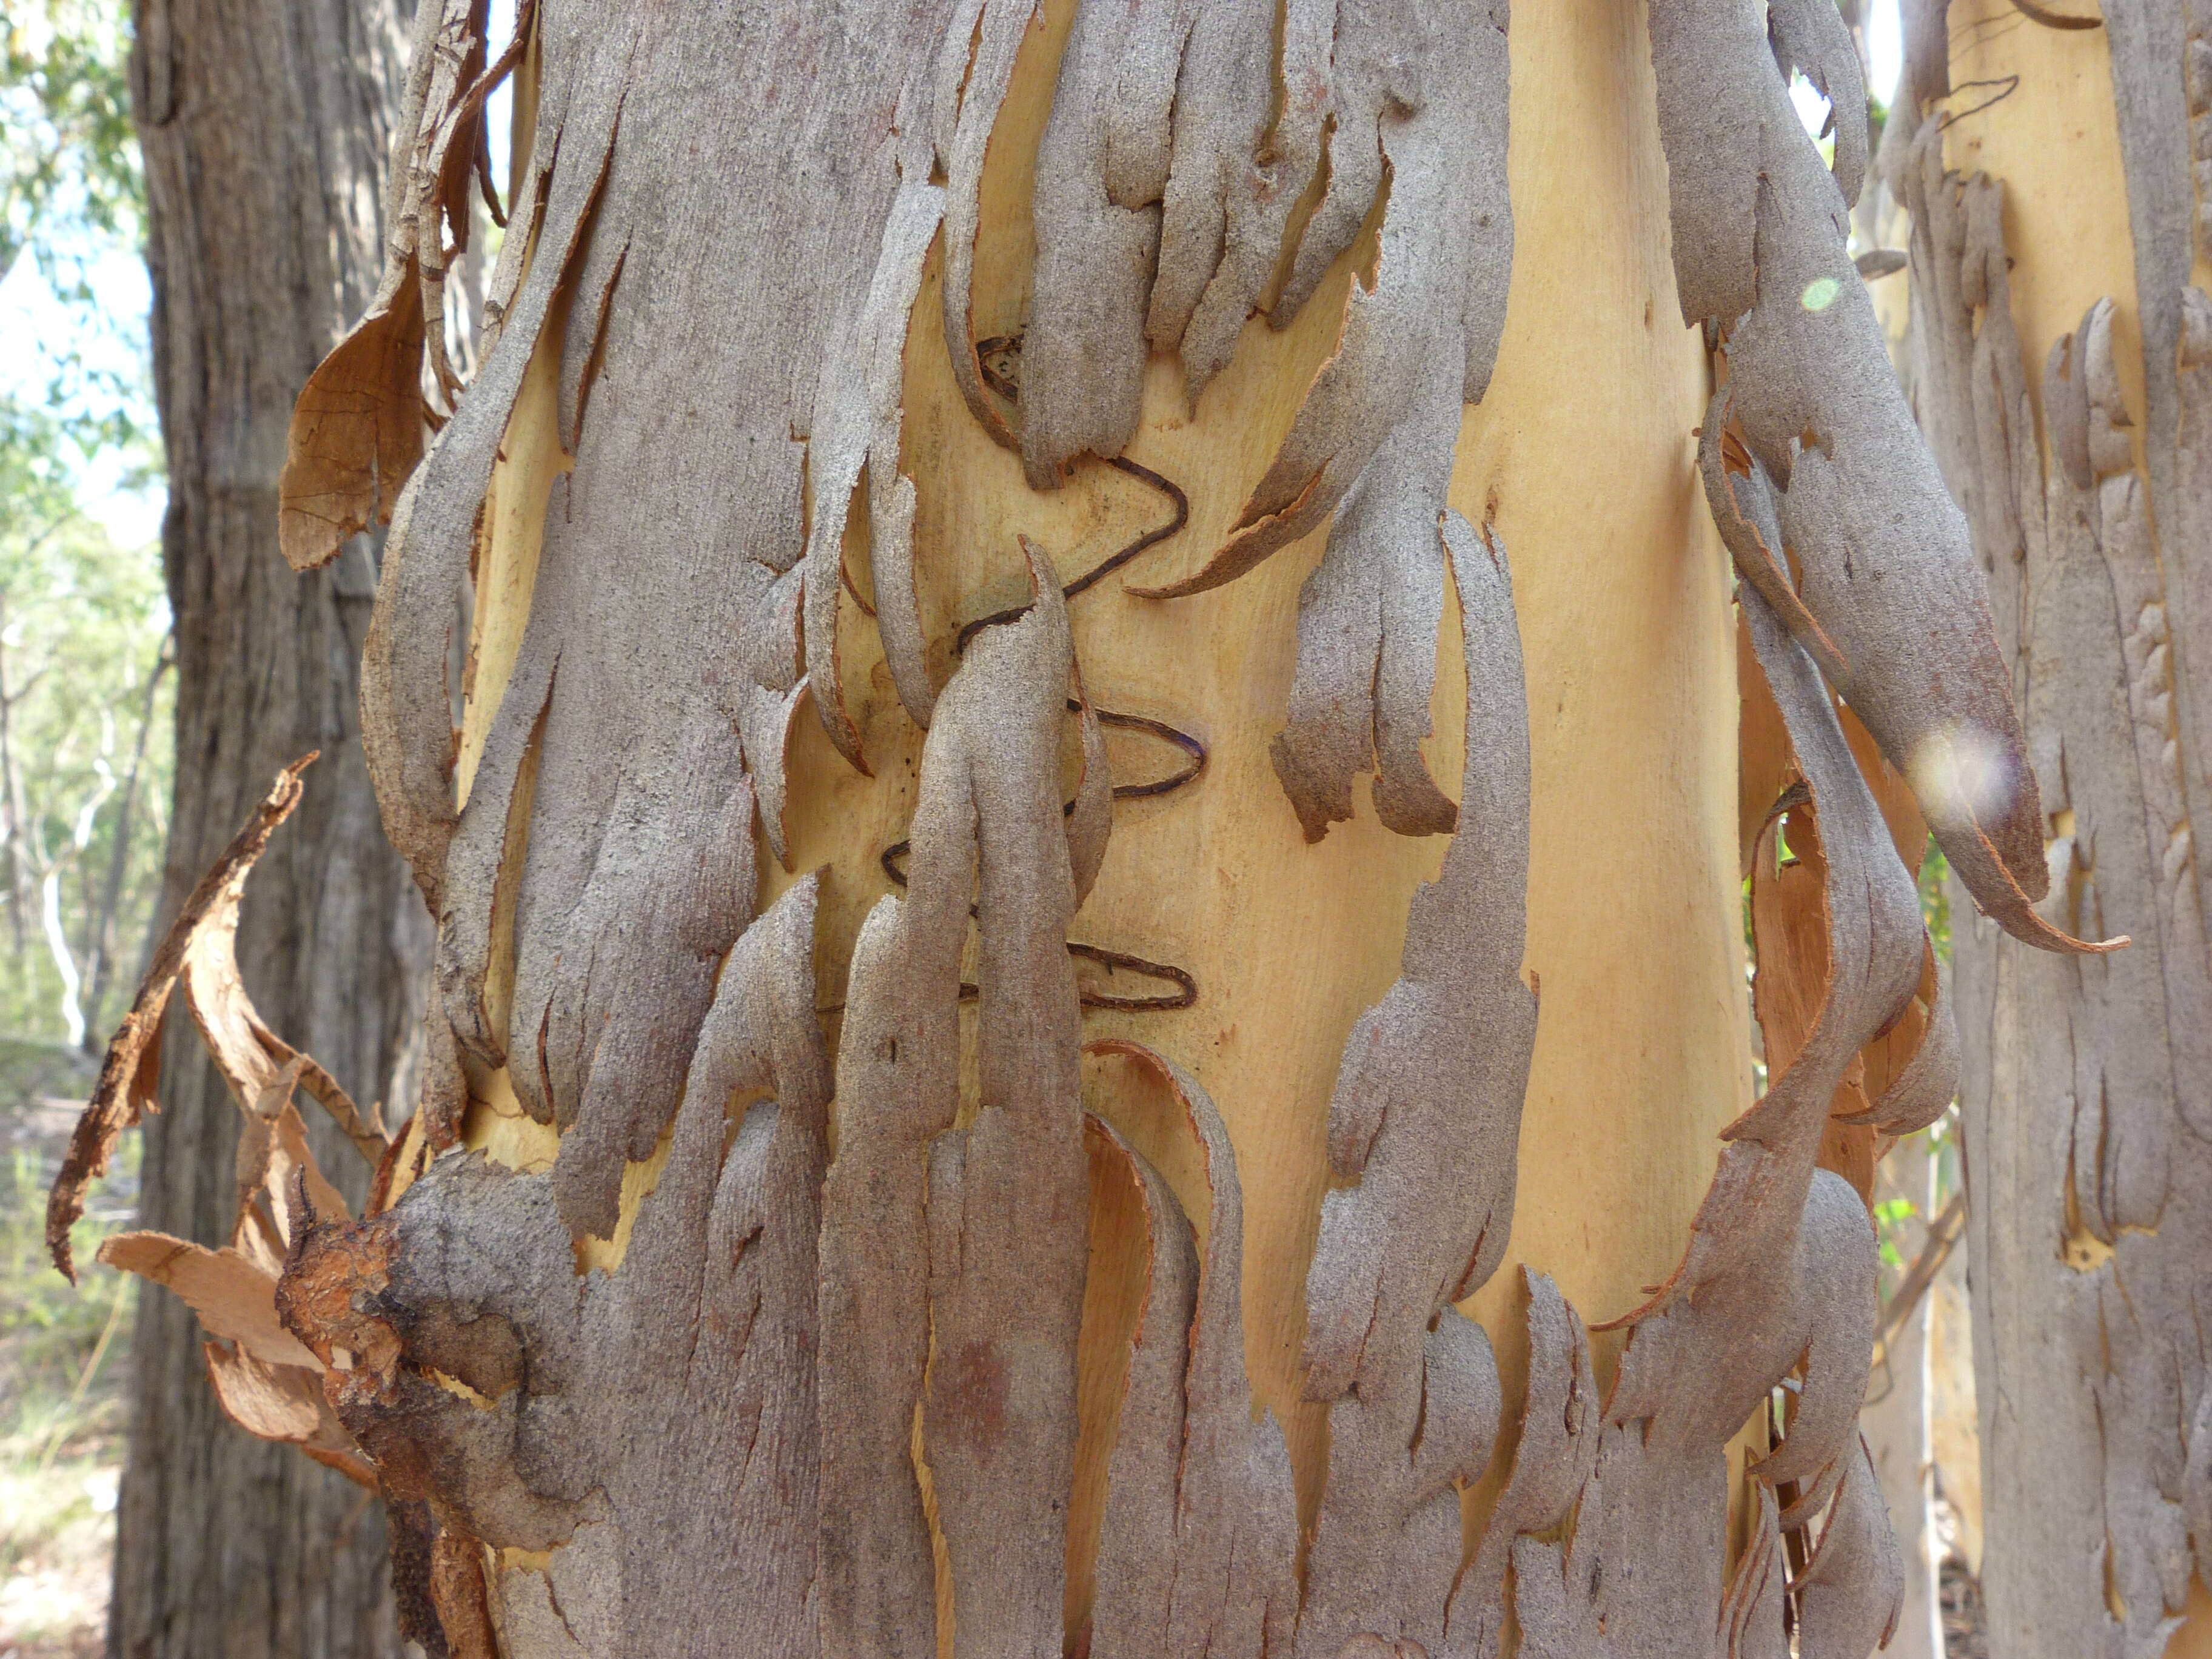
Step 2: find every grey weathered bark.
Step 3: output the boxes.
[1885,1,2212,1654]
[117,1,424,1654]
[64,1,2104,1654]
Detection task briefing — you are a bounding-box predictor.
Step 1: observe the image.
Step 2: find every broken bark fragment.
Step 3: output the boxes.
[58,758,389,1483]
[1792,1436,1905,1659]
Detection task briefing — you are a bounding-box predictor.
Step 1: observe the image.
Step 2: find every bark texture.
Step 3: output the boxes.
[118,1,426,1654]
[81,2,2075,1655]
[1883,2,2212,1654]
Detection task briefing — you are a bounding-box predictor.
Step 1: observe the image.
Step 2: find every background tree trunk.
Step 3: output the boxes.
[116,2,425,1654]
[1887,0,2212,1652]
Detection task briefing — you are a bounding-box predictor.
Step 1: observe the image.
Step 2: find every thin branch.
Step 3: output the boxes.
[1874,1187,1968,1359]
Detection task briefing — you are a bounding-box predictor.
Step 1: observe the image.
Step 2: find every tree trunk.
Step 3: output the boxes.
[116,2,426,1654]
[130,0,2082,1651]
[1881,1,2212,1654]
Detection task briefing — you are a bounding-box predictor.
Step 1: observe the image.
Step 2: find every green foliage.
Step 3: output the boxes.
[1873,1194,1919,1267]
[2,0,139,292]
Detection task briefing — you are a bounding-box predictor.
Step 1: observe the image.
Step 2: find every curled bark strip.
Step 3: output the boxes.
[1067,657,1113,909]
[555,230,628,455]
[104,1230,323,1372]
[1718,1485,1791,1658]
[360,20,638,909]
[1443,1272,1597,1657]
[202,1339,375,1489]
[1766,0,1869,209]
[809,181,950,757]
[821,549,1089,1659]
[47,757,366,1278]
[1084,1044,1298,1659]
[275,0,475,572]
[1651,0,2076,953]
[80,859,378,1489]
[1082,1115,1196,1659]
[820,891,965,1659]
[1022,0,1192,486]
[1840,940,1958,1136]
[940,0,1045,449]
[1133,5,1511,605]
[281,879,833,1655]
[540,765,759,1236]
[1295,519,1534,1658]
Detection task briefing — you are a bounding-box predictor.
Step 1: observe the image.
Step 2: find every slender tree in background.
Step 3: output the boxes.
[1877,1,2212,1655]
[107,0,425,1652]
[55,0,2202,1655]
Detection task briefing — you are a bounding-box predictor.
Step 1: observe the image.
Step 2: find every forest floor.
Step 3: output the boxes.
[0,1041,124,1659]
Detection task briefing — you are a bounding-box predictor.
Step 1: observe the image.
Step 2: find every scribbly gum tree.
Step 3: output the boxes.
[48,0,2148,1655]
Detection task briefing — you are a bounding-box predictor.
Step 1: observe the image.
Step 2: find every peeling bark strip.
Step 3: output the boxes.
[1651,0,2099,956]
[47,757,380,1279]
[1467,587,1912,1659]
[1883,5,2212,1647]
[1082,1042,1298,1659]
[278,0,529,572]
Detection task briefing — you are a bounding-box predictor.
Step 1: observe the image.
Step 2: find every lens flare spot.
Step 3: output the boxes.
[1908,726,2008,826]
[1801,276,1842,312]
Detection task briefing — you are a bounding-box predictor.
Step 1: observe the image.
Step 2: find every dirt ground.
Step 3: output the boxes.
[0,1044,121,1659]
